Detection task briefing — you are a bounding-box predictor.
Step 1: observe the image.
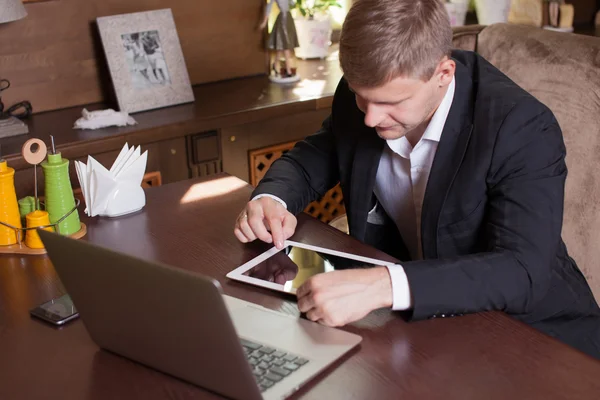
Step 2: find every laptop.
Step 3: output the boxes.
[39,230,362,400]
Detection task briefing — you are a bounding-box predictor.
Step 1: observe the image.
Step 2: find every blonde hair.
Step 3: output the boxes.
[340,0,452,87]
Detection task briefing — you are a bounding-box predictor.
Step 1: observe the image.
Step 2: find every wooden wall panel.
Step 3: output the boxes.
[0,0,266,113]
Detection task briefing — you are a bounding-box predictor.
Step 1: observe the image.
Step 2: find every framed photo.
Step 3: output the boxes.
[97,9,194,113]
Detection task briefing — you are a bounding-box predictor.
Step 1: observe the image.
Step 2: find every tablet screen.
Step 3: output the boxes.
[242,246,382,293]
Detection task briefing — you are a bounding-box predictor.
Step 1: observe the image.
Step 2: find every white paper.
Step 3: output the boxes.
[111,145,135,177]
[110,143,130,174]
[115,146,141,179]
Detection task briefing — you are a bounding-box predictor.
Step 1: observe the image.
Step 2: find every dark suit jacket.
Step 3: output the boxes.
[253,50,600,358]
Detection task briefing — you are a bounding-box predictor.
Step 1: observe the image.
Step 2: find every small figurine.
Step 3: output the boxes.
[259,0,301,83]
[548,0,563,27]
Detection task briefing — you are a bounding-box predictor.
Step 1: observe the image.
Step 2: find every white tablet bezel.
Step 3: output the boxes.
[226,240,397,294]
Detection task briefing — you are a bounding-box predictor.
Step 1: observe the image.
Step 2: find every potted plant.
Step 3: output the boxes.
[293,0,342,59]
[473,0,513,25]
[444,0,470,26]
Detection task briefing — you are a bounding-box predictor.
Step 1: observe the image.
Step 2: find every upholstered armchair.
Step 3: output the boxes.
[453,24,600,300]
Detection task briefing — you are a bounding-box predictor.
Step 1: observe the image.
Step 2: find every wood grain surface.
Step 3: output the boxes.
[1,174,599,399]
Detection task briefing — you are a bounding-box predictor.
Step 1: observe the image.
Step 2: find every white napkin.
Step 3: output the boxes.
[73,108,137,130]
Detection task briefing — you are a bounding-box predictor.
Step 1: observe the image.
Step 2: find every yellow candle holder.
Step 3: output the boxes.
[0,160,22,245]
[25,210,54,249]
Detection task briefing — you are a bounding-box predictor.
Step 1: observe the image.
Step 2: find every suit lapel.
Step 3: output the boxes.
[421,61,475,258]
[348,126,384,242]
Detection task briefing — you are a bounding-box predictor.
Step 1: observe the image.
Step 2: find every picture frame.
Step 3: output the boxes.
[97,9,194,114]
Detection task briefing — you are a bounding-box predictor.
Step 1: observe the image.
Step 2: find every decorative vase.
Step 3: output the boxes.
[445,0,469,26]
[475,0,513,25]
[294,15,332,59]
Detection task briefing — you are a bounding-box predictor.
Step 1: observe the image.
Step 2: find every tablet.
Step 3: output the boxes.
[226,240,397,295]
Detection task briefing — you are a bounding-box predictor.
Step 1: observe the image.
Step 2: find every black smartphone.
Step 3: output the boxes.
[30,294,79,326]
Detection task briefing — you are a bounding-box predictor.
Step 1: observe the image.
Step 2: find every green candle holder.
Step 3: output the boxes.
[41,153,81,236]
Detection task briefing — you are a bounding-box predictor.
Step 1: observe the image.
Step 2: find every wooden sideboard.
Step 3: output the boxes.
[0,49,342,200]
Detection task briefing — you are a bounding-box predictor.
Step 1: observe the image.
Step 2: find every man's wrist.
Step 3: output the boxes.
[251,194,287,210]
[370,266,394,309]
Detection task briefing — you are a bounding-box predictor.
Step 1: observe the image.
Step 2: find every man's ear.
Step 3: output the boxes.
[436,58,456,87]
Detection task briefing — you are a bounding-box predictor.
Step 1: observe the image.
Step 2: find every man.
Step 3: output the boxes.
[234,0,600,358]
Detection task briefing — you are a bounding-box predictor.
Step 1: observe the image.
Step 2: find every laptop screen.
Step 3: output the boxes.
[242,246,382,293]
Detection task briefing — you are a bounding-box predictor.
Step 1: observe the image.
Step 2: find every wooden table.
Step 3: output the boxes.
[1,175,600,399]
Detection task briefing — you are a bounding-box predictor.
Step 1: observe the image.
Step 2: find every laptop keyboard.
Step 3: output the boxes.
[240,338,310,393]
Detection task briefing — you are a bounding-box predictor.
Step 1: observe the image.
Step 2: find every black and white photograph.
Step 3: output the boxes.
[122,30,171,89]
[97,9,194,113]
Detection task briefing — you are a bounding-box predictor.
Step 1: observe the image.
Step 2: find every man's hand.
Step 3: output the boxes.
[296,267,394,327]
[234,197,297,249]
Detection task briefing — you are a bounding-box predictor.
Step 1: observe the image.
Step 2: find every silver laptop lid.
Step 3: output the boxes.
[39,230,262,400]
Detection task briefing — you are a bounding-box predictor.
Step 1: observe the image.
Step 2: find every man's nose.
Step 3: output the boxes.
[363,104,383,128]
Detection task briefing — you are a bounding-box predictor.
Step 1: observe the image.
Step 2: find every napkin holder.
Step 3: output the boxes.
[76,144,148,218]
[93,166,146,217]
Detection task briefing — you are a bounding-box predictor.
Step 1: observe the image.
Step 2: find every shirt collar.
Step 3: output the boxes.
[422,76,455,143]
[385,76,456,156]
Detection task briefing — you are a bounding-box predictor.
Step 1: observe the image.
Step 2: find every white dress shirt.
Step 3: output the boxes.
[376,77,455,310]
[253,78,455,311]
